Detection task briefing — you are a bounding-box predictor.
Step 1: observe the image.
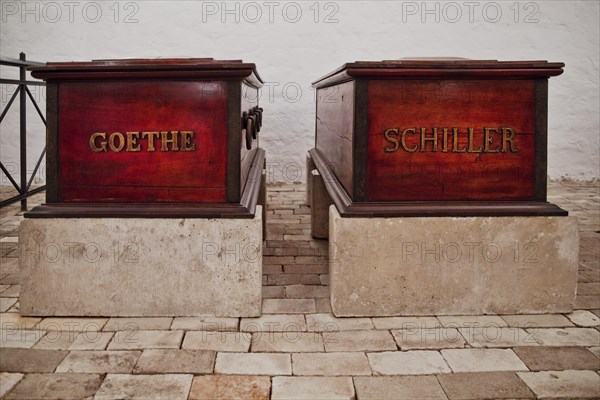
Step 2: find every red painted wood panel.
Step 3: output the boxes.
[366,80,536,201]
[58,80,228,203]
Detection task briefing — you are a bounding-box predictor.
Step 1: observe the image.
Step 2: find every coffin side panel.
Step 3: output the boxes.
[315,81,355,197]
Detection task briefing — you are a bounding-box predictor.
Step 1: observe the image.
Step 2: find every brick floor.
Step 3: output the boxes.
[1,181,599,398]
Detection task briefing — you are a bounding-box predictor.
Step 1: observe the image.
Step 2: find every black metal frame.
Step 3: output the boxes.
[0,53,46,210]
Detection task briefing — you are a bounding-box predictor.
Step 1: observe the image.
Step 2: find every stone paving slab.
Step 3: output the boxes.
[372,316,441,330]
[94,374,193,400]
[529,327,600,346]
[517,370,600,398]
[241,314,307,332]
[271,377,355,400]
[0,298,17,313]
[215,352,292,375]
[0,274,20,286]
[512,346,600,371]
[0,348,67,373]
[132,349,214,374]
[32,332,77,350]
[437,315,508,328]
[0,313,41,330]
[182,331,251,352]
[251,331,324,352]
[36,318,108,332]
[459,327,538,348]
[306,313,373,331]
[566,310,600,326]
[441,348,529,372]
[292,352,371,376]
[0,285,19,298]
[576,282,600,295]
[69,331,114,350]
[436,371,536,399]
[0,258,18,275]
[0,373,23,398]
[323,330,397,352]
[367,350,451,375]
[1,329,44,348]
[189,375,271,400]
[500,314,574,328]
[574,295,600,309]
[262,299,316,314]
[315,298,333,313]
[171,316,238,331]
[391,327,467,350]
[4,373,103,399]
[285,285,329,298]
[103,317,173,331]
[55,350,141,374]
[107,330,183,350]
[4,300,18,313]
[354,375,448,399]
[263,285,287,299]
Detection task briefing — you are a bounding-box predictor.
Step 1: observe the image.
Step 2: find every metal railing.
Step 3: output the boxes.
[0,53,46,210]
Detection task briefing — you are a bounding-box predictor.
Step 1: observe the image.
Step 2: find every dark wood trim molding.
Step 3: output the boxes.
[30,59,263,84]
[25,149,265,219]
[45,82,59,203]
[312,60,565,88]
[226,80,242,202]
[240,148,264,216]
[352,80,368,202]
[308,148,567,218]
[534,79,549,201]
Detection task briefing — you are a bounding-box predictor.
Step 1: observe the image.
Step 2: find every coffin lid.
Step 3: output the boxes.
[312,57,564,88]
[29,57,263,86]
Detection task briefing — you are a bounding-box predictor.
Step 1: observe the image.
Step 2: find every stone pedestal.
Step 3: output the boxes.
[329,206,579,317]
[19,207,263,317]
[311,170,333,239]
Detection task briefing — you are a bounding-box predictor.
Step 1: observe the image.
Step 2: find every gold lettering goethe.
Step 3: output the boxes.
[89,131,196,152]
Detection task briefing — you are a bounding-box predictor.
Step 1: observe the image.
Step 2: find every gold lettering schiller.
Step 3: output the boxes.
[89,131,196,152]
[383,127,516,153]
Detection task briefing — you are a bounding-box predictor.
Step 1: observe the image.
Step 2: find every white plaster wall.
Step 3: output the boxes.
[1,0,598,184]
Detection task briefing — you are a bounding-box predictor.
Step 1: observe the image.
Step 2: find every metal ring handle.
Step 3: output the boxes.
[245,116,254,149]
[248,115,257,140]
[254,110,262,133]
[257,107,263,129]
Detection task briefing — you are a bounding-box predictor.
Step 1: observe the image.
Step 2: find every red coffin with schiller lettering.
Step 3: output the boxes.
[29,58,263,205]
[312,58,563,202]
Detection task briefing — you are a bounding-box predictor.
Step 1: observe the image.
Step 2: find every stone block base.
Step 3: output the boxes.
[329,206,579,317]
[19,207,263,317]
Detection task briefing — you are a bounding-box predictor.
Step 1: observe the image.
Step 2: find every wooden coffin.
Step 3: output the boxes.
[26,58,265,218]
[310,58,567,217]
